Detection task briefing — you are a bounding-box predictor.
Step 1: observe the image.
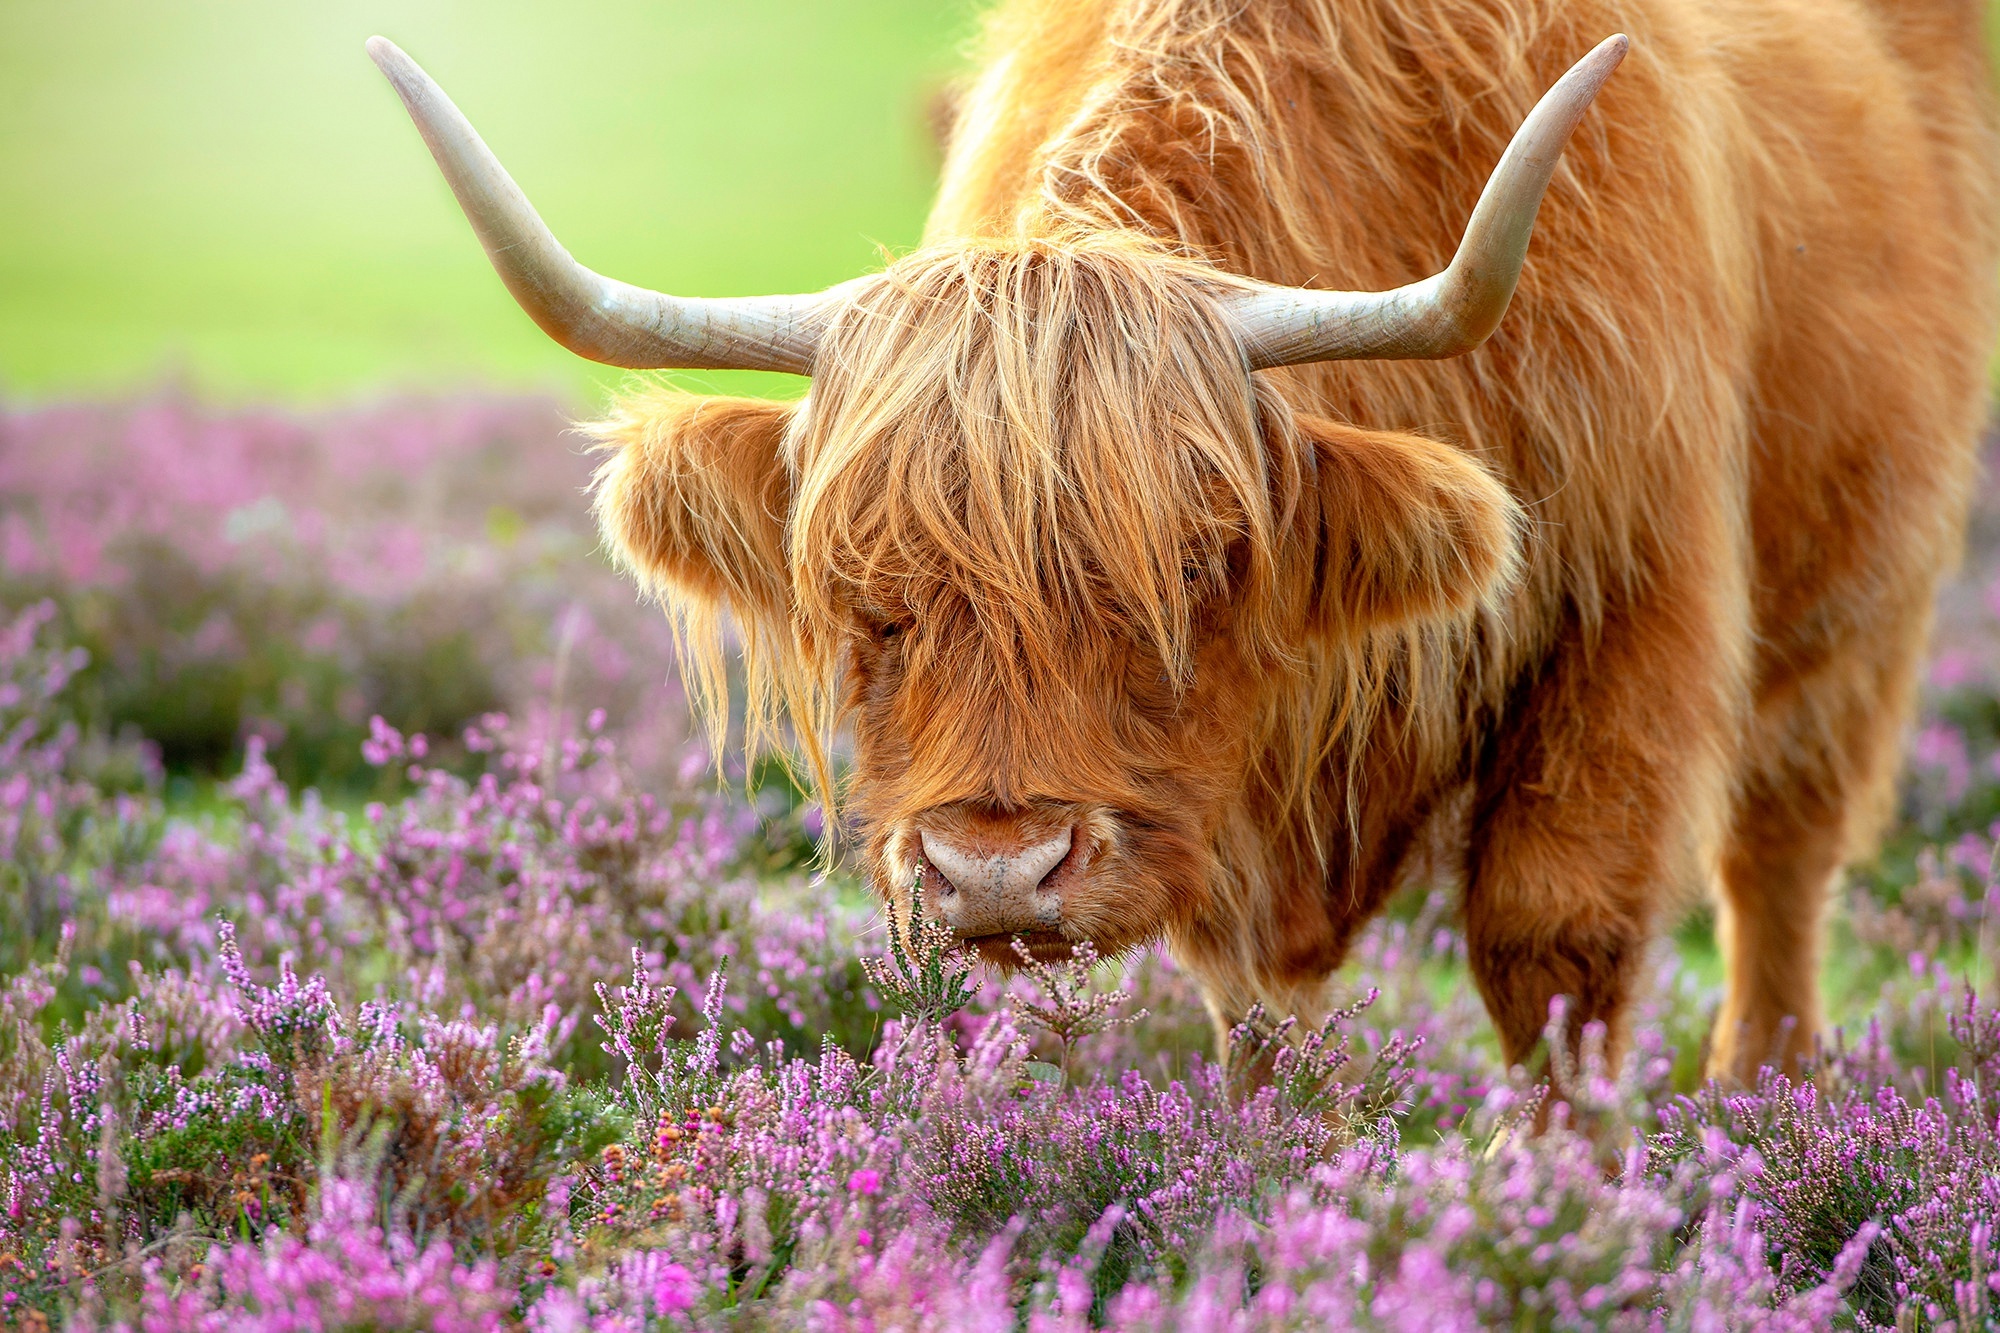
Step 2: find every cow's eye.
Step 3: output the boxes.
[855,606,907,643]
[1183,561,1224,602]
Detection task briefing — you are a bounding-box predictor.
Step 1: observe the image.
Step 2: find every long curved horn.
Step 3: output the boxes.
[1227,34,1628,369]
[367,37,833,374]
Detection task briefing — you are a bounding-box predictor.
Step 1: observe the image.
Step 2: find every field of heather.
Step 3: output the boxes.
[0,393,1995,1330]
[5,3,2000,1329]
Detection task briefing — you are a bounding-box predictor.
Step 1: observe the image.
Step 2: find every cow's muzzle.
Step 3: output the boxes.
[920,825,1073,939]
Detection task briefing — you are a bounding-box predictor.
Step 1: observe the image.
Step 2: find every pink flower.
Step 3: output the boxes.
[649,1262,696,1313]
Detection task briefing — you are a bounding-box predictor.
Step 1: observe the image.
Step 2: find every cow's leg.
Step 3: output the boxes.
[1709,638,1924,1082]
[1464,594,1739,1073]
[1708,773,1836,1081]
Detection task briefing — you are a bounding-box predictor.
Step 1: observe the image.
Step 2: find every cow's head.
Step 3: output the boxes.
[368,34,1624,962]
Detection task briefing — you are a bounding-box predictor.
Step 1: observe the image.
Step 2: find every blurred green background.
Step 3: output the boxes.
[0,0,979,405]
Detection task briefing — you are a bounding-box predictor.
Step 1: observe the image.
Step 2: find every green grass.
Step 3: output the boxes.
[0,0,979,404]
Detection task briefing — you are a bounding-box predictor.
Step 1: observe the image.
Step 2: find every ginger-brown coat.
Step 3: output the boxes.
[592,0,2000,1077]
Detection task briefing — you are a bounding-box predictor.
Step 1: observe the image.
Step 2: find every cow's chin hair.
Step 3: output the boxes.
[963,930,1083,968]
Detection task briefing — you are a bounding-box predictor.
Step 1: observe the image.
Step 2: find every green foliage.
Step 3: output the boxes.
[860,863,982,1027]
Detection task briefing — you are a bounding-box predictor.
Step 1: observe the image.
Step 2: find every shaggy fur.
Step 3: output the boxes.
[590,0,2000,1078]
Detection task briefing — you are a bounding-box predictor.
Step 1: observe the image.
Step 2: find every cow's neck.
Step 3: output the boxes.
[931,0,1518,282]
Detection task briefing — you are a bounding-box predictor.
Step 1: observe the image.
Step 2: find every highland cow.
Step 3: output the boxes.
[371,0,1999,1080]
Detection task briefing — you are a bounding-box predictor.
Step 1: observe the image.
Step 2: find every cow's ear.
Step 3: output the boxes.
[589,392,796,704]
[1292,413,1523,636]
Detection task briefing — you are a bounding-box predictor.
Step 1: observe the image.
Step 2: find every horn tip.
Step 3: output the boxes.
[365,35,404,73]
[1559,34,1628,100]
